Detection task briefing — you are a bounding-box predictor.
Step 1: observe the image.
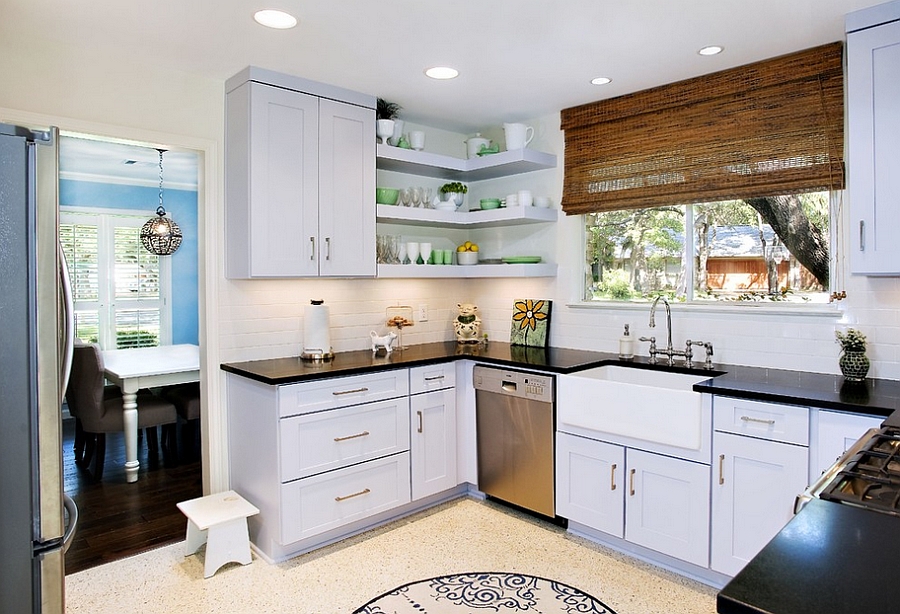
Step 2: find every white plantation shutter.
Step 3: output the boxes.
[60,210,170,349]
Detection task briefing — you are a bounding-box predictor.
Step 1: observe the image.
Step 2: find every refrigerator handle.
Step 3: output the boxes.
[61,494,78,554]
[58,242,74,400]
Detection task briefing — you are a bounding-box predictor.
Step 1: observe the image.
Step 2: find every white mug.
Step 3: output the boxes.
[517,190,533,207]
[506,193,519,207]
[503,123,535,150]
[409,130,425,151]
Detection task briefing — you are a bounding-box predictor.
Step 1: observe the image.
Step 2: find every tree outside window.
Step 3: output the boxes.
[585,192,830,303]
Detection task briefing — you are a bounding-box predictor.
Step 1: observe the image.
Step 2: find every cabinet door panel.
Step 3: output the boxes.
[556,432,625,538]
[410,388,457,500]
[318,99,375,277]
[812,410,881,483]
[625,449,710,567]
[711,432,808,576]
[848,21,900,274]
[249,83,319,277]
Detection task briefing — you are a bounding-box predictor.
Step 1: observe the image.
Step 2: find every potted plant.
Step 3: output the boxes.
[376,98,402,145]
[439,181,468,208]
[836,328,869,382]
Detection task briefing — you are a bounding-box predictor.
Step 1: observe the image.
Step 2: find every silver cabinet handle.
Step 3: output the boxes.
[740,415,776,426]
[417,410,423,433]
[325,236,331,260]
[333,431,370,442]
[860,220,865,252]
[718,454,725,485]
[335,488,371,502]
[310,236,316,261]
[424,375,445,381]
[629,468,636,496]
[332,387,369,396]
[610,463,617,491]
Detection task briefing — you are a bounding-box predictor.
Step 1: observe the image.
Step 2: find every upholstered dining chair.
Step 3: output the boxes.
[163,382,201,463]
[65,340,178,480]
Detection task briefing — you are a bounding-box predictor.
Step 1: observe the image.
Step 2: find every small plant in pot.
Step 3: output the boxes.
[440,182,468,208]
[376,98,402,145]
[836,328,869,382]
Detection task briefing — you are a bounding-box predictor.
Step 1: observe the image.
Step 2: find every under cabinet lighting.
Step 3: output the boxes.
[698,45,724,56]
[425,66,459,80]
[591,77,612,85]
[253,9,298,29]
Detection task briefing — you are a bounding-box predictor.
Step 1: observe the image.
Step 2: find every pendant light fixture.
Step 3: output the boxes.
[140,148,182,256]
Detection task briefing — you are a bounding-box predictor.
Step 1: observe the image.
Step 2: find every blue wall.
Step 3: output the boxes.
[60,179,199,345]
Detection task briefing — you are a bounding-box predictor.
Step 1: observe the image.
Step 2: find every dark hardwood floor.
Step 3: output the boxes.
[62,418,202,574]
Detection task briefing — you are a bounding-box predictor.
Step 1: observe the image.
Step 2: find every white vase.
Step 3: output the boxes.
[376,119,395,145]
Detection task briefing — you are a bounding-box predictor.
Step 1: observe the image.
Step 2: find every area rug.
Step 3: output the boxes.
[353,571,616,613]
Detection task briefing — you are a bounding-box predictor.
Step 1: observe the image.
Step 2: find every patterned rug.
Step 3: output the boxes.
[353,572,616,613]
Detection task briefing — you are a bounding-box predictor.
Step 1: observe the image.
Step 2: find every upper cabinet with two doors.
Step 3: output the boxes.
[225,67,376,279]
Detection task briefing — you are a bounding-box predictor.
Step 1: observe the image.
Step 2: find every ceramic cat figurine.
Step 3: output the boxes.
[454,303,481,344]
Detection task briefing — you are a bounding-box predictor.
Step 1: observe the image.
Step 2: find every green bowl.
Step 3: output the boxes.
[376,187,400,205]
[480,198,501,210]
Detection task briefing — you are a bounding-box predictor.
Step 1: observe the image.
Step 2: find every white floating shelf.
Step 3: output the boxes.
[376,204,558,228]
[376,145,557,181]
[377,263,558,279]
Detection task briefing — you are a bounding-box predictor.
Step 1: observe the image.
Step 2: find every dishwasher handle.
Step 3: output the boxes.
[501,380,517,392]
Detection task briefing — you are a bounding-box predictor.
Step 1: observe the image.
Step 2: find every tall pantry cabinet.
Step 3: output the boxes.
[225,67,376,279]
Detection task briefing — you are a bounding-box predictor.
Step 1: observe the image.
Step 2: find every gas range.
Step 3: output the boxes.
[818,427,900,516]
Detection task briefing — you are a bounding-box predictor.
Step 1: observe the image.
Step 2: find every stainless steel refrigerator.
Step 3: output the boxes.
[0,123,77,614]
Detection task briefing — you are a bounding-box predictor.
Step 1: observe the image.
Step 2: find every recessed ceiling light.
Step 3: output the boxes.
[698,45,724,56]
[253,9,298,29]
[424,66,459,80]
[591,77,612,86]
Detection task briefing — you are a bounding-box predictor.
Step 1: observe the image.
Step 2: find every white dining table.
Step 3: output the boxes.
[101,344,200,483]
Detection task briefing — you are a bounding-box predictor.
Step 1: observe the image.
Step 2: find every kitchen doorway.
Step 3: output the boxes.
[58,133,204,572]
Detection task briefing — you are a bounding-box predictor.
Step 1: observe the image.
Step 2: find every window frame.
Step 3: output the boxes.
[60,206,173,349]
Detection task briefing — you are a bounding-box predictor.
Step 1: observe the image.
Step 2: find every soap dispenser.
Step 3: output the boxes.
[619,324,634,359]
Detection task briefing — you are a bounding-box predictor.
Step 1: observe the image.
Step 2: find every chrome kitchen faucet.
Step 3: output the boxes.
[639,296,714,368]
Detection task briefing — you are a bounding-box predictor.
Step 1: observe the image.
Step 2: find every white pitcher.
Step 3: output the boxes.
[503,123,534,150]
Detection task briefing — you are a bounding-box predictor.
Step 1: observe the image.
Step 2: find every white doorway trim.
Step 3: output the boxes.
[1,106,226,494]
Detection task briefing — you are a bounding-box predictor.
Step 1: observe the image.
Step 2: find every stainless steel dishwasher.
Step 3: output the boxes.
[474,365,556,518]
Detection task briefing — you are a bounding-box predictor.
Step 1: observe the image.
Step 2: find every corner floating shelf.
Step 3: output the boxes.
[377,263,558,279]
[376,204,558,228]
[376,145,557,181]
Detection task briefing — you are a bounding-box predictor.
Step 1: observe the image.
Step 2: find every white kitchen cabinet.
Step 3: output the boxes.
[711,431,808,577]
[556,432,625,538]
[226,69,375,279]
[847,9,900,275]
[625,448,711,568]
[810,409,882,482]
[409,364,457,501]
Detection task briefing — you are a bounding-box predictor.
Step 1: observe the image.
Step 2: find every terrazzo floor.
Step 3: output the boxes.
[65,497,718,613]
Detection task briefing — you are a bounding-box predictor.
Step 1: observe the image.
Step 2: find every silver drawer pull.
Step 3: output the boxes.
[719,454,725,485]
[424,375,445,381]
[610,463,617,491]
[333,431,370,442]
[740,415,776,426]
[332,387,369,396]
[629,468,636,496]
[335,488,371,502]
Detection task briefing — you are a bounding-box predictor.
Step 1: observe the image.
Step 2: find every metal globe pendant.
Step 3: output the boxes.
[141,149,182,256]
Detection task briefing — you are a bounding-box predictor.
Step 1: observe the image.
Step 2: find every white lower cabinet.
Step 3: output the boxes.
[410,364,457,501]
[625,448,710,568]
[556,432,710,567]
[710,398,810,577]
[811,409,882,482]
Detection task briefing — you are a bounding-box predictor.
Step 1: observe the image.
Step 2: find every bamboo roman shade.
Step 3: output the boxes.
[560,42,845,215]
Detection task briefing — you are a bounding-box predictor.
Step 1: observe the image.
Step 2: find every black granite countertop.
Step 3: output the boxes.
[718,499,900,614]
[221,342,900,417]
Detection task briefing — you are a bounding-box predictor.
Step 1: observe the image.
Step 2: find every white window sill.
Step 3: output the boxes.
[567,300,842,319]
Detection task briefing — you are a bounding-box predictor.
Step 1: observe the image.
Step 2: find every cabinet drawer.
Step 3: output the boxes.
[409,363,456,394]
[280,452,411,545]
[714,397,808,445]
[278,369,409,417]
[280,397,410,482]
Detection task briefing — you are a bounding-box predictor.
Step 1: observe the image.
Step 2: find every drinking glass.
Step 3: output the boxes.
[410,187,422,208]
[420,242,432,265]
[406,242,420,265]
[399,188,411,207]
[422,187,434,208]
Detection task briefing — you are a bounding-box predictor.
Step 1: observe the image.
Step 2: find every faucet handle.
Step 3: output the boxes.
[703,342,715,369]
[638,336,657,361]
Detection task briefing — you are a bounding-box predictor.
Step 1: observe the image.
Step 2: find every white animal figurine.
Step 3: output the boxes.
[370,330,398,354]
[453,303,482,344]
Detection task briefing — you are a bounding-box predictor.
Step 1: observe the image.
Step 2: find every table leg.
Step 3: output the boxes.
[122,390,140,483]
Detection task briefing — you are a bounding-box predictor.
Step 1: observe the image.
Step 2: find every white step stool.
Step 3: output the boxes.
[177,490,260,578]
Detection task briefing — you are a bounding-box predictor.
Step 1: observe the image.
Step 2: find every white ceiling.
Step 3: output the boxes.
[10,0,883,183]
